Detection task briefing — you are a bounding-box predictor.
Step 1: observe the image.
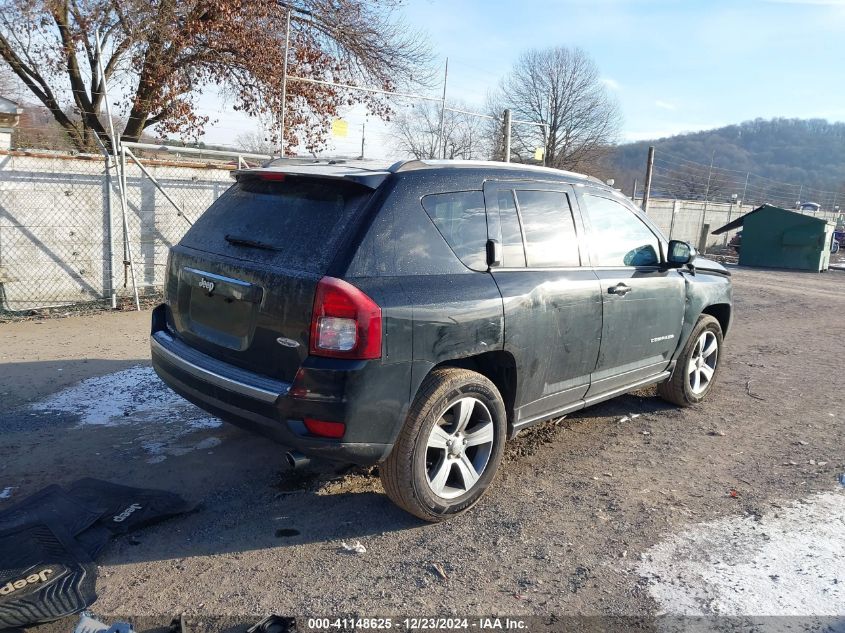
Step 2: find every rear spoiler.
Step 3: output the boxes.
[233,165,391,190]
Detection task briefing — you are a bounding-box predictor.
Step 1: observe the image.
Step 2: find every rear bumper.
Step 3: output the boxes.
[150,305,391,465]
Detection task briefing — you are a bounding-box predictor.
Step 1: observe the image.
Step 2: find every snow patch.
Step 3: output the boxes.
[30,365,221,429]
[30,366,223,462]
[639,491,845,615]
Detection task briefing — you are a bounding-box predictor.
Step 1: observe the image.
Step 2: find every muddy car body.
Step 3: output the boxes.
[151,159,732,519]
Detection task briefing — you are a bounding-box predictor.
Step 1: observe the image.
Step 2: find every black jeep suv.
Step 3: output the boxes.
[151,159,732,521]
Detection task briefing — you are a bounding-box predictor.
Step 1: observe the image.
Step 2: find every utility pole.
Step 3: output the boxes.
[741,172,749,209]
[641,146,654,213]
[359,121,365,159]
[503,109,512,163]
[437,58,449,159]
[701,149,715,228]
[279,8,292,155]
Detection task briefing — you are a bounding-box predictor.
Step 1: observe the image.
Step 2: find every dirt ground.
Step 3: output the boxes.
[1,266,843,628]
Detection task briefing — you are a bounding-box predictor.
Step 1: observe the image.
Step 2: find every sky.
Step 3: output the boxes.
[197,0,845,157]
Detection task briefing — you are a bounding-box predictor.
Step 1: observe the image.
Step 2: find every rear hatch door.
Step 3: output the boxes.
[165,174,375,383]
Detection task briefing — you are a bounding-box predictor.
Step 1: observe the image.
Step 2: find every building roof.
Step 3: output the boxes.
[712,203,829,235]
[0,96,23,116]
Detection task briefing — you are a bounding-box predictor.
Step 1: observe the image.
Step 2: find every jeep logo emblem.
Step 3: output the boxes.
[0,569,54,595]
[198,278,215,293]
[113,503,142,523]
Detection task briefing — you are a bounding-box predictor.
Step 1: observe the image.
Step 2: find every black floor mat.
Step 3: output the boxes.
[73,524,114,560]
[67,478,193,537]
[0,522,97,630]
[0,479,192,629]
[0,485,102,537]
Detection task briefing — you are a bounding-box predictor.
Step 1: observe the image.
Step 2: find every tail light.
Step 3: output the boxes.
[304,417,346,439]
[309,277,382,359]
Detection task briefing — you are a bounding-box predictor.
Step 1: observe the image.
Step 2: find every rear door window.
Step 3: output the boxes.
[513,190,580,267]
[179,177,371,273]
[580,194,660,267]
[421,191,488,271]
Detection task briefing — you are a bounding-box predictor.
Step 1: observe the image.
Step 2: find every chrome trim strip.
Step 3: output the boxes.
[151,333,282,403]
[182,268,253,287]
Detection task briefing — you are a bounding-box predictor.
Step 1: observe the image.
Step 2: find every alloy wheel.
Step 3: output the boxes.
[424,397,495,499]
[688,330,719,395]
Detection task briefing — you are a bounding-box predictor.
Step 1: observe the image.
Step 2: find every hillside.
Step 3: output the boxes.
[606,118,845,200]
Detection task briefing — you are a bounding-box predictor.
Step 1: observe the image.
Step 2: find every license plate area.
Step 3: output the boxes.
[179,268,264,351]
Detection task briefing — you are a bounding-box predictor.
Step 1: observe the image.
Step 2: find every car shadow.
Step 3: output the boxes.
[0,358,426,567]
[565,388,678,422]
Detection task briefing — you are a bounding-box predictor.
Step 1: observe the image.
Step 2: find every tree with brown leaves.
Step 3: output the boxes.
[0,0,429,152]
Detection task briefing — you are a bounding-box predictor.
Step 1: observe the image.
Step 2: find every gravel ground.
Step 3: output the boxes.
[0,266,843,629]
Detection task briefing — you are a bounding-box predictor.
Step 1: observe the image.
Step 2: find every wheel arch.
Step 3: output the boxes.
[431,351,518,431]
[701,302,731,337]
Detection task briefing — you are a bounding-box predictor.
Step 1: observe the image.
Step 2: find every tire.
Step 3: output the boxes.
[380,367,507,522]
[658,314,723,407]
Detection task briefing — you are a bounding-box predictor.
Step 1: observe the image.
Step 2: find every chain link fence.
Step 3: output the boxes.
[0,147,262,317]
[0,151,115,313]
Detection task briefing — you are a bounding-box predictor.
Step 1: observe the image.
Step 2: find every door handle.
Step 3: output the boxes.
[607,283,632,296]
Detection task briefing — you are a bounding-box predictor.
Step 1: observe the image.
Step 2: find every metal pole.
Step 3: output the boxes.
[289,75,444,103]
[124,147,193,226]
[437,58,448,159]
[120,146,141,310]
[701,150,714,228]
[279,8,291,155]
[724,199,734,246]
[503,109,512,163]
[741,172,749,208]
[632,178,638,202]
[668,199,678,240]
[95,29,138,309]
[360,122,365,159]
[94,29,117,307]
[94,139,118,308]
[641,146,654,212]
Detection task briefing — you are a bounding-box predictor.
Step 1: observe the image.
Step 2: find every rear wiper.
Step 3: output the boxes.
[224,234,282,252]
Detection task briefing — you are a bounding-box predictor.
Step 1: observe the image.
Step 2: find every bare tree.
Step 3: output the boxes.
[390,100,489,160]
[488,47,621,171]
[0,0,430,152]
[234,129,277,155]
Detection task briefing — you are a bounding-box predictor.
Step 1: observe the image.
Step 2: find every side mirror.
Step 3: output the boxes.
[486,238,502,267]
[667,240,697,267]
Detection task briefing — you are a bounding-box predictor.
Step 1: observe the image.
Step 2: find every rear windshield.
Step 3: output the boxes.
[179,177,372,273]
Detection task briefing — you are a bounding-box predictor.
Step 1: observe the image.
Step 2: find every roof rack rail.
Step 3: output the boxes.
[388,158,600,183]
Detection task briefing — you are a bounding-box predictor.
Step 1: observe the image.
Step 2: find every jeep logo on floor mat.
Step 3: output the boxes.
[198,278,215,293]
[113,503,142,522]
[0,569,53,596]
